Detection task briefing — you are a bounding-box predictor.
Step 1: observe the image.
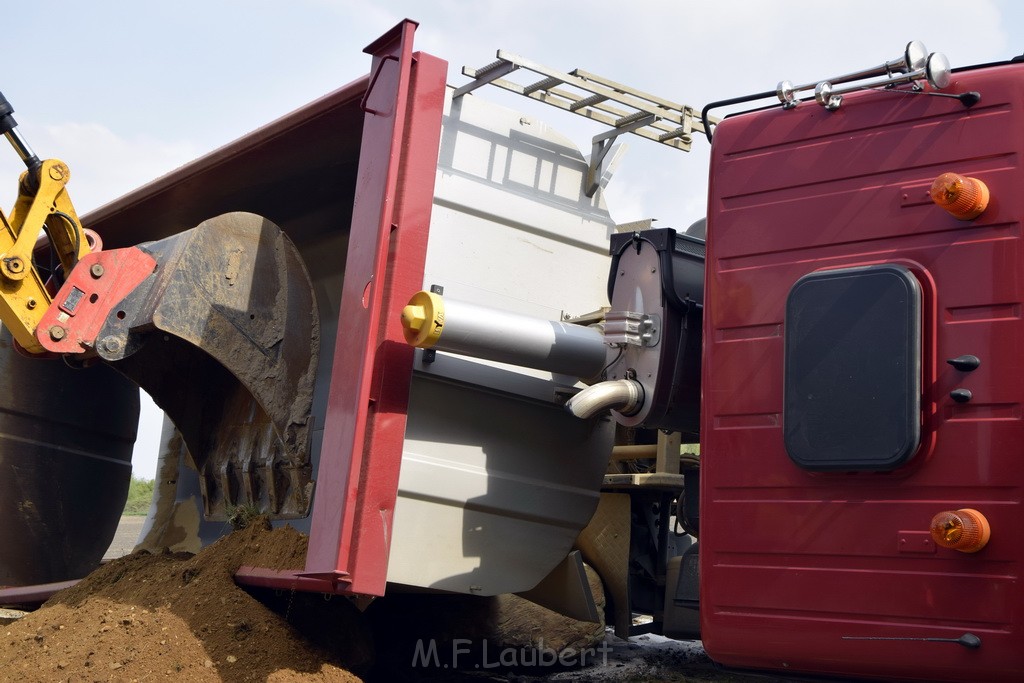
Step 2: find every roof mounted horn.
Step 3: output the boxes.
[777,41,951,111]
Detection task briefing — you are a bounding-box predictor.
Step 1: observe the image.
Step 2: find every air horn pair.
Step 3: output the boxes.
[777,41,951,111]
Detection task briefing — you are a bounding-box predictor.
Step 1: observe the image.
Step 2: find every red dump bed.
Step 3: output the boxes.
[702,62,1024,682]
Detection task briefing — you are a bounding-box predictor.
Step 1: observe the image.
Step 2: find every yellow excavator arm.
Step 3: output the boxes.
[0,90,91,353]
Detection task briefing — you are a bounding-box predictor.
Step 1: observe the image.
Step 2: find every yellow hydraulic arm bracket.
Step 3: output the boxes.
[0,90,90,353]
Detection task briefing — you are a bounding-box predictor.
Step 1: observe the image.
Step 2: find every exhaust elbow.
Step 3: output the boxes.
[567,379,644,419]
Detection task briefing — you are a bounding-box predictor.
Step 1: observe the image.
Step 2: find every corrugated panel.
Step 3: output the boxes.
[702,62,1024,682]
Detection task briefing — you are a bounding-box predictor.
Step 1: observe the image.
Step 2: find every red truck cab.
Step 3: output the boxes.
[701,58,1024,681]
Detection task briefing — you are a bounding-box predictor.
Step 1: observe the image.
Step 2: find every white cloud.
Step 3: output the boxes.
[42,123,199,213]
[0,122,198,216]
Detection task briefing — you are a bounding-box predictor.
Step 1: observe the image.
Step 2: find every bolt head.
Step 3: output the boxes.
[101,336,123,354]
[400,304,426,333]
[90,263,105,278]
[48,325,66,341]
[48,164,69,181]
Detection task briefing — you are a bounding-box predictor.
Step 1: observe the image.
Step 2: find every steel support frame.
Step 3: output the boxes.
[294,20,447,596]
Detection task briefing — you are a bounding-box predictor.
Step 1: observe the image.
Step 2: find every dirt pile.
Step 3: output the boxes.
[1,518,614,681]
[0,519,368,682]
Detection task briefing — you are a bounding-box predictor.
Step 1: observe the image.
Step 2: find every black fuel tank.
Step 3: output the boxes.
[0,327,139,585]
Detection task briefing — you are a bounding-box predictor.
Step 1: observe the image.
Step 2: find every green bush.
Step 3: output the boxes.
[123,476,155,516]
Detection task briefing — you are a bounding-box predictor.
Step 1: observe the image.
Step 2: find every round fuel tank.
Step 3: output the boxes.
[0,326,139,585]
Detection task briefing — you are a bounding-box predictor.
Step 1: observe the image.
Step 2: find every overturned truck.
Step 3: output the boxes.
[1,19,1022,683]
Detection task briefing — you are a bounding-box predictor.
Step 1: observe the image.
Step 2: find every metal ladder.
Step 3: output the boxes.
[455,50,714,197]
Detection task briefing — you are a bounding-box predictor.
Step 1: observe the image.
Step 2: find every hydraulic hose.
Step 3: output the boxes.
[566,379,644,419]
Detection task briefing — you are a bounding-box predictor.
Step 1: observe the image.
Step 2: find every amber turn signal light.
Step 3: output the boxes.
[929,172,990,220]
[929,508,990,553]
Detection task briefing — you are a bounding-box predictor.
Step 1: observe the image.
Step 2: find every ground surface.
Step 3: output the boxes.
[3,518,802,682]
[103,516,145,562]
[2,520,365,681]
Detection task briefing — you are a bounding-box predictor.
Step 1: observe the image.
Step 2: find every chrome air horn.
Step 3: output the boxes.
[776,41,948,110]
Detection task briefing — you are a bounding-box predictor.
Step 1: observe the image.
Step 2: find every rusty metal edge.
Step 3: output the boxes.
[233,566,349,594]
[0,579,79,607]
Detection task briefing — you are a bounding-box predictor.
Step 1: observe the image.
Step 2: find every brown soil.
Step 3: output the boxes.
[0,518,613,682]
[0,519,369,682]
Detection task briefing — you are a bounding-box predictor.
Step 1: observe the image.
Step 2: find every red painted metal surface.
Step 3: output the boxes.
[36,248,156,353]
[701,63,1024,682]
[302,20,447,595]
[232,567,339,594]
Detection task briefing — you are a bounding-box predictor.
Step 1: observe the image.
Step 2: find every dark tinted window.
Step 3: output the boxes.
[784,265,921,470]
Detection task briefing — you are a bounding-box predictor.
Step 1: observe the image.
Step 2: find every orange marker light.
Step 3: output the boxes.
[929,508,991,553]
[929,172,990,220]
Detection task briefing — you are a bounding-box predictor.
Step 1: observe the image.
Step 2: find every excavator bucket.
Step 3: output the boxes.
[43,212,320,520]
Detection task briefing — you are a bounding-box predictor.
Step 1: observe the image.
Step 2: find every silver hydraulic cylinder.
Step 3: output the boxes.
[401,290,608,380]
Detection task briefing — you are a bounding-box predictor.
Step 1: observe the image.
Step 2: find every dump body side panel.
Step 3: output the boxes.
[702,63,1024,682]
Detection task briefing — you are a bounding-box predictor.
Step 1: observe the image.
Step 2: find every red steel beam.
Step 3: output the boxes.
[301,20,447,596]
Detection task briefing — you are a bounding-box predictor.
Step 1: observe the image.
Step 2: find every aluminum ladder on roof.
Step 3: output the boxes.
[454,50,715,197]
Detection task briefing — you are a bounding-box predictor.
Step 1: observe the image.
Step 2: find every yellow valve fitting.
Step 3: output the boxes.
[401,290,445,348]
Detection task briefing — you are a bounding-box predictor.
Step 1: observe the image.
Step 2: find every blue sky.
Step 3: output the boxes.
[2,1,1022,478]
